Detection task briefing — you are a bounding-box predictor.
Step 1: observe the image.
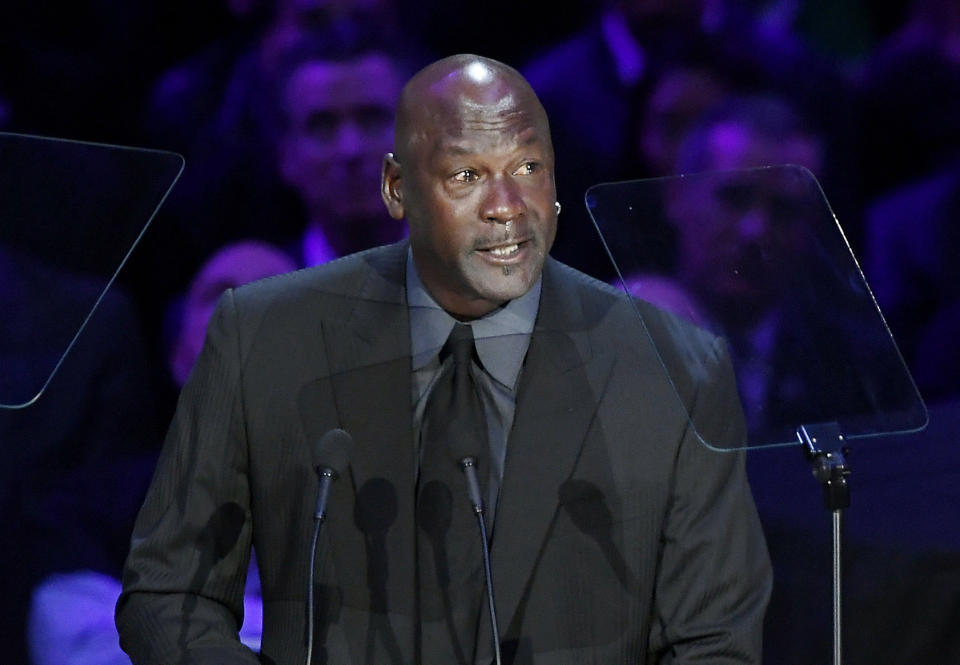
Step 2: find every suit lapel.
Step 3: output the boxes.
[320,245,415,496]
[490,260,616,639]
[316,245,420,661]
[307,249,619,659]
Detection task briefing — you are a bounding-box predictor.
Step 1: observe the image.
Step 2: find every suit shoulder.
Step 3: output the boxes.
[231,243,405,312]
[544,257,624,302]
[547,259,725,374]
[548,260,717,340]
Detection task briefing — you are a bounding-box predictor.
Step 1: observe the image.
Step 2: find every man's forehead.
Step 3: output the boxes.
[706,122,821,172]
[395,55,550,156]
[432,122,547,154]
[286,55,400,106]
[408,88,548,152]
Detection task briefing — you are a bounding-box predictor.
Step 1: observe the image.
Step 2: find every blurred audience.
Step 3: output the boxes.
[522,0,719,279]
[853,0,960,402]
[855,0,960,200]
[129,22,416,419]
[139,25,414,322]
[141,0,275,156]
[142,0,404,156]
[0,88,11,130]
[634,63,731,178]
[874,0,960,64]
[625,95,829,437]
[521,0,856,278]
[1,246,160,665]
[168,240,297,385]
[5,1,960,661]
[865,159,960,403]
[274,41,408,264]
[26,239,297,665]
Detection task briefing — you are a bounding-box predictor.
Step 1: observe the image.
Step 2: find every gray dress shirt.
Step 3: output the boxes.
[406,250,540,529]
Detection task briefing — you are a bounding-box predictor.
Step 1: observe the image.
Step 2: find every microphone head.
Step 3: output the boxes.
[447,433,482,469]
[446,444,485,511]
[312,428,354,477]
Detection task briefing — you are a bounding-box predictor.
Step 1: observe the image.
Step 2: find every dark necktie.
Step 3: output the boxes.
[417,322,488,664]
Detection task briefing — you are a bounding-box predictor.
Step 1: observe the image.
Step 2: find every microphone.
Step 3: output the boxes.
[458,456,486,516]
[305,428,353,665]
[311,428,353,522]
[449,447,502,665]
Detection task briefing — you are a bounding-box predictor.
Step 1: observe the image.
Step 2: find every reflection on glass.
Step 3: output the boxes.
[587,166,927,449]
[0,132,183,408]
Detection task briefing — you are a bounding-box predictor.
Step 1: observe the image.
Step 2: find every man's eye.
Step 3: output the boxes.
[514,162,540,175]
[453,169,479,183]
[305,111,339,140]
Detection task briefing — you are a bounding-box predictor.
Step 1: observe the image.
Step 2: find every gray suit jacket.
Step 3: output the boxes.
[117,241,771,664]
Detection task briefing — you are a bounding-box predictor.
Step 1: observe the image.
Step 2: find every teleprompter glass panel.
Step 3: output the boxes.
[585,165,927,449]
[0,132,183,408]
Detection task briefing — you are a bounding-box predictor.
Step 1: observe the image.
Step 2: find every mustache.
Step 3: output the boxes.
[471,227,536,251]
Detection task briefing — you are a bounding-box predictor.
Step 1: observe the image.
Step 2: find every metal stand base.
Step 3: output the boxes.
[797,423,850,665]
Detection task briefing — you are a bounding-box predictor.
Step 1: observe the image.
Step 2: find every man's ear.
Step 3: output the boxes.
[381,152,405,220]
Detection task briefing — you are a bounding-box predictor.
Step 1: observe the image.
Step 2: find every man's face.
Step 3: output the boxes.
[387,71,557,319]
[670,121,821,317]
[280,54,400,226]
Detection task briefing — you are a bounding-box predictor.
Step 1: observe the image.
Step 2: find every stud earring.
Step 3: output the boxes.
[554,201,562,215]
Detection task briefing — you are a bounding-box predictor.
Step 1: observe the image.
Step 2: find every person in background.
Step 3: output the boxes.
[0,245,160,665]
[28,240,297,665]
[272,41,409,265]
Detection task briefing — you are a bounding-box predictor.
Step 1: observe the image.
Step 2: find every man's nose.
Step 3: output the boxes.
[333,120,365,159]
[481,176,526,224]
[737,207,771,242]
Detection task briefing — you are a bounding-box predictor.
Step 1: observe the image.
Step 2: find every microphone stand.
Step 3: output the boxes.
[459,456,503,665]
[305,467,337,665]
[304,429,353,665]
[305,516,324,665]
[797,422,851,665]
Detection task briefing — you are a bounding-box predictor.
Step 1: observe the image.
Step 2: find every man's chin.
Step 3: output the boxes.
[470,272,539,306]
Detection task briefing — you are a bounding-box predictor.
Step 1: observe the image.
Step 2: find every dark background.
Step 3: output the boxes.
[2,1,958,663]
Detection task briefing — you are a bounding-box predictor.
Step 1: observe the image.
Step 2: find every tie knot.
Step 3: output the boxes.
[445,322,475,367]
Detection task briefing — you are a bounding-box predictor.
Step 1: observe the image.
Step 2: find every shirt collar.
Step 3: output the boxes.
[406,249,541,390]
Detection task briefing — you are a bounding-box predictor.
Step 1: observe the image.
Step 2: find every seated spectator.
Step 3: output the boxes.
[138,26,417,324]
[273,40,409,265]
[141,0,274,155]
[856,0,960,200]
[169,240,298,384]
[522,0,716,280]
[634,63,731,178]
[865,159,960,402]
[616,95,911,442]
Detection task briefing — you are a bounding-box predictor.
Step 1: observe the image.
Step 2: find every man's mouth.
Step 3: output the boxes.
[476,237,532,263]
[487,243,520,257]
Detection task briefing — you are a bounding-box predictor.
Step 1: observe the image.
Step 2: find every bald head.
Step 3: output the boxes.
[393,54,551,164]
[380,54,558,319]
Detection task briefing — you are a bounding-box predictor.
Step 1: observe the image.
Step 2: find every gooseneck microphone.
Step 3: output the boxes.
[311,428,353,522]
[305,428,354,665]
[453,452,503,665]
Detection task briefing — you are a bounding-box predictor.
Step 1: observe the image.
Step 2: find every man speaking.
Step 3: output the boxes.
[117,54,771,664]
